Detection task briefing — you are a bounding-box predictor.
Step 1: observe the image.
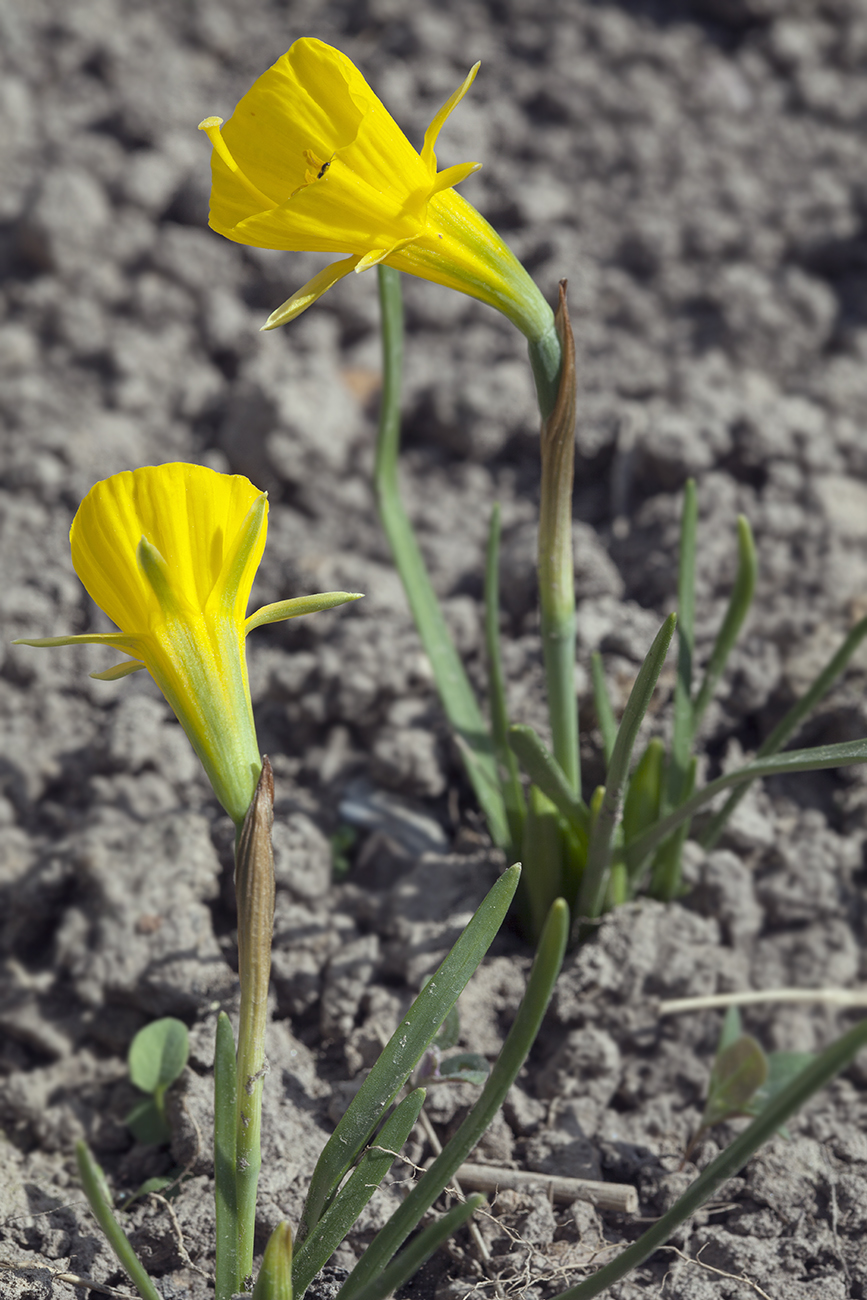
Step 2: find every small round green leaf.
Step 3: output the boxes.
[125,1096,172,1146]
[702,1035,768,1129]
[435,1052,490,1087]
[128,1017,189,1095]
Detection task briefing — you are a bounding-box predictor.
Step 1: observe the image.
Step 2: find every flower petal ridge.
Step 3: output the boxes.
[16,464,363,826]
[198,38,554,342]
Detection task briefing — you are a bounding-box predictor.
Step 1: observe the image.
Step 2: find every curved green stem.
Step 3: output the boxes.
[374,265,510,849]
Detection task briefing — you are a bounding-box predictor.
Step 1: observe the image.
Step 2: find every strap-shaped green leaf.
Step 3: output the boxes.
[485,502,526,854]
[621,738,664,874]
[508,725,590,835]
[253,1223,293,1300]
[292,1091,426,1297]
[590,652,617,766]
[346,1194,486,1300]
[692,514,757,730]
[622,736,867,874]
[300,863,521,1238]
[577,614,676,921]
[76,1142,162,1300]
[337,897,569,1300]
[668,479,697,805]
[701,611,867,849]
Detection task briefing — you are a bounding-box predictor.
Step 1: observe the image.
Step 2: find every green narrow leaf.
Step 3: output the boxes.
[253,1222,293,1300]
[668,479,697,803]
[128,1018,189,1097]
[214,1011,239,1300]
[590,652,617,766]
[692,515,757,730]
[337,898,569,1300]
[343,1195,486,1300]
[717,1005,742,1054]
[292,1090,426,1297]
[434,1053,490,1086]
[744,1051,815,1118]
[647,755,697,901]
[118,1173,180,1211]
[701,611,867,850]
[374,266,509,849]
[701,1036,769,1129]
[245,591,362,634]
[621,738,664,879]
[606,862,629,908]
[577,614,677,922]
[507,725,590,837]
[521,785,566,943]
[300,863,521,1239]
[548,1015,867,1300]
[124,1096,171,1146]
[432,1003,460,1053]
[485,502,527,853]
[76,1142,163,1300]
[621,736,867,876]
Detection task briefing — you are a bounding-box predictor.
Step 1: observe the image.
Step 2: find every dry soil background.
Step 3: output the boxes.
[2,1,867,1297]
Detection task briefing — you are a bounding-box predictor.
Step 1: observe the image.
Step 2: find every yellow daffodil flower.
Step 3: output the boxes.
[198,37,554,344]
[15,464,359,826]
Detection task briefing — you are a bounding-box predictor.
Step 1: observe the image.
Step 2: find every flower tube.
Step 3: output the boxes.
[198,37,555,347]
[16,463,359,825]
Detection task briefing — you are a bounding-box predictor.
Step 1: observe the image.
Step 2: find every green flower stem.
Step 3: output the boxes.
[374,265,510,850]
[214,1011,239,1300]
[536,286,578,796]
[701,610,867,850]
[549,1015,867,1300]
[338,898,569,1300]
[577,615,677,922]
[234,760,276,1286]
[75,1142,162,1300]
[527,318,564,424]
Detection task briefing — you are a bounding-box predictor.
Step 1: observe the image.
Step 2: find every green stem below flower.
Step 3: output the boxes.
[374,264,510,850]
[234,760,276,1286]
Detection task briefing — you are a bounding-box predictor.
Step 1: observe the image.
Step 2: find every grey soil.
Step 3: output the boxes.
[2,1,867,1297]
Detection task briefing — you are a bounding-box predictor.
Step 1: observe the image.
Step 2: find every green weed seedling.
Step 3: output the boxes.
[125,1017,190,1146]
[684,1007,814,1164]
[414,1000,490,1088]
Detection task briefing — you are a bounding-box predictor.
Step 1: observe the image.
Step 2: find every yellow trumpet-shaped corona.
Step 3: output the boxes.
[198,38,554,343]
[15,464,360,826]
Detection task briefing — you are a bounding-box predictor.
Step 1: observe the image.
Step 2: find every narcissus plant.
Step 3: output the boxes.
[198,37,555,345]
[16,463,359,826]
